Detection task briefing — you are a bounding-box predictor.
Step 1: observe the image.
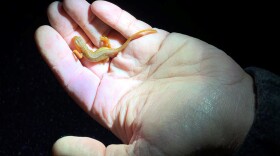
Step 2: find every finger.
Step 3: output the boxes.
[47,1,95,52]
[47,1,109,77]
[35,25,99,112]
[52,136,105,156]
[47,1,81,44]
[91,1,152,39]
[52,136,155,156]
[62,0,110,46]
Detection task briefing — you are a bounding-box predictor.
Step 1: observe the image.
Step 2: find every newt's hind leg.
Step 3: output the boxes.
[100,36,111,48]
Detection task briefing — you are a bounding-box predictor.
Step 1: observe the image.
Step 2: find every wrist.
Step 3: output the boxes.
[234,67,280,155]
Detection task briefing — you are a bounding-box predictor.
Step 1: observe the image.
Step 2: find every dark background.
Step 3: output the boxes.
[1,0,278,155]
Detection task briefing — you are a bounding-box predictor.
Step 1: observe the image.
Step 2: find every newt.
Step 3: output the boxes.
[72,29,157,62]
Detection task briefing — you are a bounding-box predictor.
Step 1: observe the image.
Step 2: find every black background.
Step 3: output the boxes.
[1,0,278,155]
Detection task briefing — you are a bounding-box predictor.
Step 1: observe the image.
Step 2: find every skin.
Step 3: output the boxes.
[72,29,157,62]
[35,0,255,155]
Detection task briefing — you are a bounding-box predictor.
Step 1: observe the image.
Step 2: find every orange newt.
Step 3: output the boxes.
[72,29,157,62]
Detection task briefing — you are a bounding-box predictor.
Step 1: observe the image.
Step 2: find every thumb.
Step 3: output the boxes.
[52,136,143,156]
[52,136,105,156]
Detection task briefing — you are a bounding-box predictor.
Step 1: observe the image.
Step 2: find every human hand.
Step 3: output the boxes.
[35,0,255,155]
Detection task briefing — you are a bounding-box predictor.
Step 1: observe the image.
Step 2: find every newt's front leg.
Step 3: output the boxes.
[100,36,111,48]
[99,36,111,62]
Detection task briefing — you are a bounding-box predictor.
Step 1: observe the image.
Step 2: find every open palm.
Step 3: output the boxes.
[35,0,255,155]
